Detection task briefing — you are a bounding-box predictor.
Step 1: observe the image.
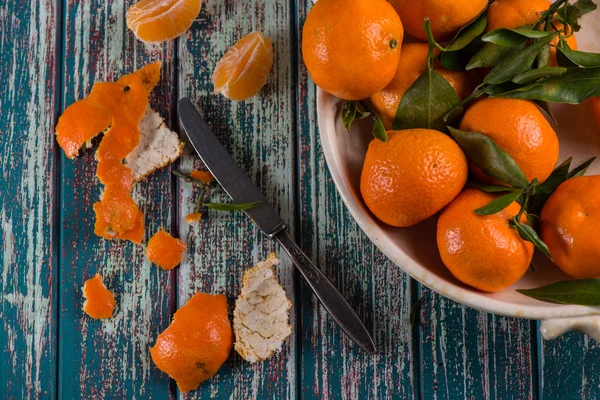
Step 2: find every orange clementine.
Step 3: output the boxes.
[391,0,486,42]
[190,169,215,184]
[459,98,559,185]
[302,0,403,100]
[212,32,273,101]
[146,228,187,270]
[541,175,600,278]
[360,129,468,227]
[82,274,117,319]
[437,188,534,292]
[369,42,473,129]
[589,97,600,128]
[126,0,202,44]
[150,293,233,392]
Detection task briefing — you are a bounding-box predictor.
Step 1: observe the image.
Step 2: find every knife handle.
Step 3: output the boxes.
[274,230,376,354]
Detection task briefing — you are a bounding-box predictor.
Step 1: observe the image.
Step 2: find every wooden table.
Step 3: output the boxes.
[2,1,600,399]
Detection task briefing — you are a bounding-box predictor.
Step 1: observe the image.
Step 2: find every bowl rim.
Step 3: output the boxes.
[316,88,600,320]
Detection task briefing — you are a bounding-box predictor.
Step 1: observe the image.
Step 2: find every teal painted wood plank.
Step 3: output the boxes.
[540,332,600,399]
[419,290,534,399]
[297,1,416,398]
[58,1,176,397]
[0,0,59,398]
[176,0,297,398]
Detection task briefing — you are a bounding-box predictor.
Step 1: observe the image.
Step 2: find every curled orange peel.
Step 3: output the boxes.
[55,62,162,244]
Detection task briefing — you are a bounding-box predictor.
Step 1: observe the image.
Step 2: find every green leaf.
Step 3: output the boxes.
[393,70,462,132]
[492,66,600,103]
[342,101,369,131]
[204,201,261,211]
[556,45,600,68]
[448,127,529,189]
[484,33,557,85]
[468,181,523,193]
[445,12,488,52]
[568,156,596,178]
[466,43,524,70]
[535,100,557,124]
[517,279,600,305]
[559,3,583,32]
[513,221,553,259]
[475,190,524,215]
[409,296,425,332]
[440,51,462,71]
[482,28,554,47]
[536,44,550,69]
[528,157,572,216]
[511,66,567,84]
[575,0,597,15]
[372,118,387,142]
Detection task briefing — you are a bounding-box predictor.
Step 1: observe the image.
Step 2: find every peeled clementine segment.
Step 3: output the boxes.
[190,169,214,184]
[146,228,187,270]
[55,62,162,244]
[212,32,273,101]
[82,274,117,319]
[126,0,203,44]
[150,293,233,392]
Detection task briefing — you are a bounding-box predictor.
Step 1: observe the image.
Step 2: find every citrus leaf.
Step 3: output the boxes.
[513,221,553,259]
[511,66,567,84]
[517,279,600,305]
[535,100,557,124]
[409,296,425,332]
[342,101,369,131]
[475,190,524,215]
[556,46,600,68]
[204,201,261,211]
[484,33,557,85]
[445,12,488,52]
[558,3,583,32]
[568,156,596,178]
[440,51,462,71]
[528,157,572,217]
[372,118,387,142]
[575,0,597,15]
[468,181,523,193]
[393,70,462,132]
[482,28,554,47]
[466,43,524,70]
[536,44,550,68]
[492,66,600,103]
[448,127,529,189]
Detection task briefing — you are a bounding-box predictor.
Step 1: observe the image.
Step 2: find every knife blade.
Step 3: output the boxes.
[178,97,376,355]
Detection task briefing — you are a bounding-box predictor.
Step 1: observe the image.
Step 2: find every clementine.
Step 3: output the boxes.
[150,293,233,392]
[360,129,468,227]
[541,175,600,278]
[369,42,473,129]
[437,188,534,292]
[302,0,403,100]
[459,98,559,184]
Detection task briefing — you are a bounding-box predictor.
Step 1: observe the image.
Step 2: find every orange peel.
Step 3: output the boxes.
[146,228,187,270]
[190,169,215,184]
[82,274,117,319]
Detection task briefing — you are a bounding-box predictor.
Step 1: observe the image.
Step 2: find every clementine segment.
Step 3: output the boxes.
[369,43,473,129]
[391,0,486,42]
[437,189,534,292]
[82,274,117,319]
[541,176,600,278]
[302,0,403,100]
[126,0,202,44]
[360,129,468,227]
[212,32,273,101]
[146,228,187,270]
[150,293,233,392]
[459,98,559,185]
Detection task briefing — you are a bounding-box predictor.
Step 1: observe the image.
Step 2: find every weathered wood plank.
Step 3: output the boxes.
[59,1,176,397]
[419,290,534,399]
[297,1,416,398]
[540,332,600,399]
[0,0,59,398]
[176,0,296,398]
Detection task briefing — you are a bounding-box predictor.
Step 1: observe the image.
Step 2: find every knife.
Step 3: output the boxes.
[178,97,376,355]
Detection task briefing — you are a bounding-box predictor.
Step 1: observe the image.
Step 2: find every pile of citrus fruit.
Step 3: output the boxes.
[303,0,600,295]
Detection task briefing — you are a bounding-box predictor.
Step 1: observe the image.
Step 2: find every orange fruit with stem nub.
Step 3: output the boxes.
[212,32,273,101]
[150,292,233,393]
[146,228,187,270]
[82,274,117,319]
[126,0,203,44]
[437,188,534,292]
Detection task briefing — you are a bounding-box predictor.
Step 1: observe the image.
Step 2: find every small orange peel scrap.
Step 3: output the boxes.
[146,228,187,270]
[82,274,117,319]
[150,292,233,392]
[190,169,215,184]
[185,212,203,225]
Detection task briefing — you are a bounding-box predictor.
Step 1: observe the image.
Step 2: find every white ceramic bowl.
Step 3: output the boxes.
[317,13,600,340]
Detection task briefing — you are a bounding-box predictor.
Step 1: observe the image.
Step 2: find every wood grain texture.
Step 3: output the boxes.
[0,0,59,398]
[176,0,297,398]
[297,1,416,398]
[59,1,176,397]
[419,290,534,399]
